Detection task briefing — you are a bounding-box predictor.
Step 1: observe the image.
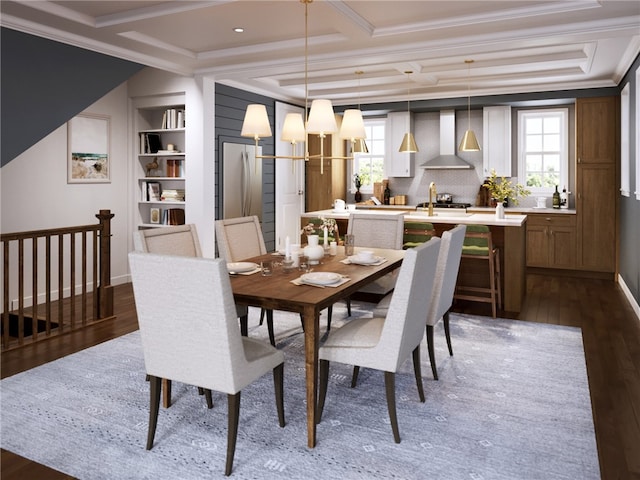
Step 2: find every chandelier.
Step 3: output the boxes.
[240,0,367,173]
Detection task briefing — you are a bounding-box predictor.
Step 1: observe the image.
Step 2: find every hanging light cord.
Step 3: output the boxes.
[406,70,412,114]
[466,60,473,130]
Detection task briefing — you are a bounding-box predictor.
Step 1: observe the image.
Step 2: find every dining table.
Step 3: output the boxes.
[229,245,405,448]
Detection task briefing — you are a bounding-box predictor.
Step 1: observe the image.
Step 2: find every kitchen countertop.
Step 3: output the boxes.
[303,209,527,227]
[467,206,577,215]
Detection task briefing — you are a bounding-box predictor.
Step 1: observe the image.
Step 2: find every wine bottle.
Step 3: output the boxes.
[383,185,391,205]
[552,185,560,209]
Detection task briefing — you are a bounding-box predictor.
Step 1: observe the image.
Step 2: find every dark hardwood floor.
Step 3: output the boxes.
[2,274,639,479]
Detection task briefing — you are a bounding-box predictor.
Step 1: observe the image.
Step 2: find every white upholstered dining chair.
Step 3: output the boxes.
[134,224,249,407]
[128,252,285,476]
[374,224,466,380]
[215,216,276,345]
[316,237,441,443]
[347,212,405,295]
[332,212,405,328]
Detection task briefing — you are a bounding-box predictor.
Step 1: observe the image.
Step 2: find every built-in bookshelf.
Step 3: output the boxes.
[135,104,186,228]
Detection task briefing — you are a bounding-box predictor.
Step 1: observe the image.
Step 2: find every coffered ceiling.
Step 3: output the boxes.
[2,0,639,106]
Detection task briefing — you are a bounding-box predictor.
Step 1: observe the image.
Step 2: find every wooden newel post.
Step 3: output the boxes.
[96,209,115,318]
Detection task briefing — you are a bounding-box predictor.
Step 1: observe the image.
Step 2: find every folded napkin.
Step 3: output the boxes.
[341,257,387,266]
[290,276,350,288]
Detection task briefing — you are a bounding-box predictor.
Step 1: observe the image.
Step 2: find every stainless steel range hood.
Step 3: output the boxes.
[420,110,474,170]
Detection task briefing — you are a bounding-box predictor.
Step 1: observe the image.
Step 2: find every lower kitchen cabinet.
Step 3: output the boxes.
[526,214,577,269]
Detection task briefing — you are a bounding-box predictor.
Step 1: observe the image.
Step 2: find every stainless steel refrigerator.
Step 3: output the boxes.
[222,142,262,221]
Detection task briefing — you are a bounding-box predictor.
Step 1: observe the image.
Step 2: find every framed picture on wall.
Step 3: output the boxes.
[67,113,111,183]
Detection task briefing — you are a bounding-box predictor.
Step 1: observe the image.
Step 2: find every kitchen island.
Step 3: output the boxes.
[301,209,527,312]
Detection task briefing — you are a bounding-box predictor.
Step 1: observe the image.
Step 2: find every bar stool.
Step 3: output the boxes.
[453,224,502,317]
[402,221,436,249]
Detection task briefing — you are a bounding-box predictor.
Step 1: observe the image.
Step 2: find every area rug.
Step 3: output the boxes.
[1,305,600,479]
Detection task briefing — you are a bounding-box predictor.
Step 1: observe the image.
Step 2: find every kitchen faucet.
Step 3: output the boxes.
[428,182,437,216]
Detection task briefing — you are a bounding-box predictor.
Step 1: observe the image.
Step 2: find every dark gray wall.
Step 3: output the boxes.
[1,27,144,165]
[215,84,276,250]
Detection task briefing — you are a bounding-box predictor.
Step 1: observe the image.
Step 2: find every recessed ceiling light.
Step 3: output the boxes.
[233,27,244,33]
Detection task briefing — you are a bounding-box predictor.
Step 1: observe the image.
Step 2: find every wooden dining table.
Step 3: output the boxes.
[229,246,405,448]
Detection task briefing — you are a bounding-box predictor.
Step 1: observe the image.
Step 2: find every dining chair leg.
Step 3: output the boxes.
[327,305,333,331]
[259,308,266,326]
[239,315,248,337]
[384,371,401,443]
[204,389,214,409]
[162,379,172,408]
[347,298,352,316]
[225,392,241,476]
[146,375,161,450]
[266,309,275,346]
[273,363,285,427]
[317,359,330,423]
[351,366,360,388]
[412,345,426,402]
[443,310,453,356]
[426,325,438,380]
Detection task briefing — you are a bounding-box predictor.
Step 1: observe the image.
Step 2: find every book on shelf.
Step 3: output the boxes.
[140,133,162,154]
[163,208,185,225]
[160,189,185,202]
[161,108,185,129]
[166,159,184,177]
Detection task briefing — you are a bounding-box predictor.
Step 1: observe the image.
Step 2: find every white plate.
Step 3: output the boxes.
[300,272,342,285]
[348,255,381,265]
[226,262,258,273]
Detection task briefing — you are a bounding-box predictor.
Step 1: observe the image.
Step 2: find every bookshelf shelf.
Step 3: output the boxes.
[135,103,186,228]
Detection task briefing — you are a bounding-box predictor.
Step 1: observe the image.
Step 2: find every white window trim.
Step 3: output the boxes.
[351,119,386,195]
[621,82,630,197]
[517,108,569,195]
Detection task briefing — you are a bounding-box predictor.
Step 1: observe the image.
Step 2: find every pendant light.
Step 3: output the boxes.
[340,70,368,153]
[398,71,419,153]
[459,59,481,152]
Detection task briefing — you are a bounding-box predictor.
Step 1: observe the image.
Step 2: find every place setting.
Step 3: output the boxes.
[226,262,261,275]
[341,249,387,266]
[290,271,350,288]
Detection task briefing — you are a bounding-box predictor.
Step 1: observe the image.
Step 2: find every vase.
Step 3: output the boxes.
[354,189,362,202]
[304,235,325,265]
[495,202,505,219]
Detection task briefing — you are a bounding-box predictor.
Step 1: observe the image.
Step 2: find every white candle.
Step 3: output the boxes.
[323,227,328,246]
[285,236,291,258]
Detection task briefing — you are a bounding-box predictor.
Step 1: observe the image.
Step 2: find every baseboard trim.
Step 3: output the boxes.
[618,274,640,323]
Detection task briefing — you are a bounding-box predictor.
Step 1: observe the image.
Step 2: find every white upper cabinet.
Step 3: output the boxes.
[385,111,415,177]
[482,106,511,177]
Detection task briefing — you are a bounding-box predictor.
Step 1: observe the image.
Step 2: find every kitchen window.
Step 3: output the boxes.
[517,108,568,193]
[352,119,385,194]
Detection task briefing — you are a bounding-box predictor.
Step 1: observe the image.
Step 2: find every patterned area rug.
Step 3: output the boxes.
[1,305,600,479]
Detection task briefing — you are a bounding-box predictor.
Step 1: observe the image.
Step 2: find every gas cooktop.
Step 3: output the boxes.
[415,202,471,209]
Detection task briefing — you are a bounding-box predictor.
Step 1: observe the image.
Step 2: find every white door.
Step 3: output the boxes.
[275,102,306,248]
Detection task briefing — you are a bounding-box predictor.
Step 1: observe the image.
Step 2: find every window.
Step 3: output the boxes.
[517,108,568,193]
[352,119,385,194]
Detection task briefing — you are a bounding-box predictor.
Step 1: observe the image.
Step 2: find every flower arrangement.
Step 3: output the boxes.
[301,217,338,238]
[353,173,363,190]
[483,169,530,205]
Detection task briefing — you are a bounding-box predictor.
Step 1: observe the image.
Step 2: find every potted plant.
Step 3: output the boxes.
[483,169,530,218]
